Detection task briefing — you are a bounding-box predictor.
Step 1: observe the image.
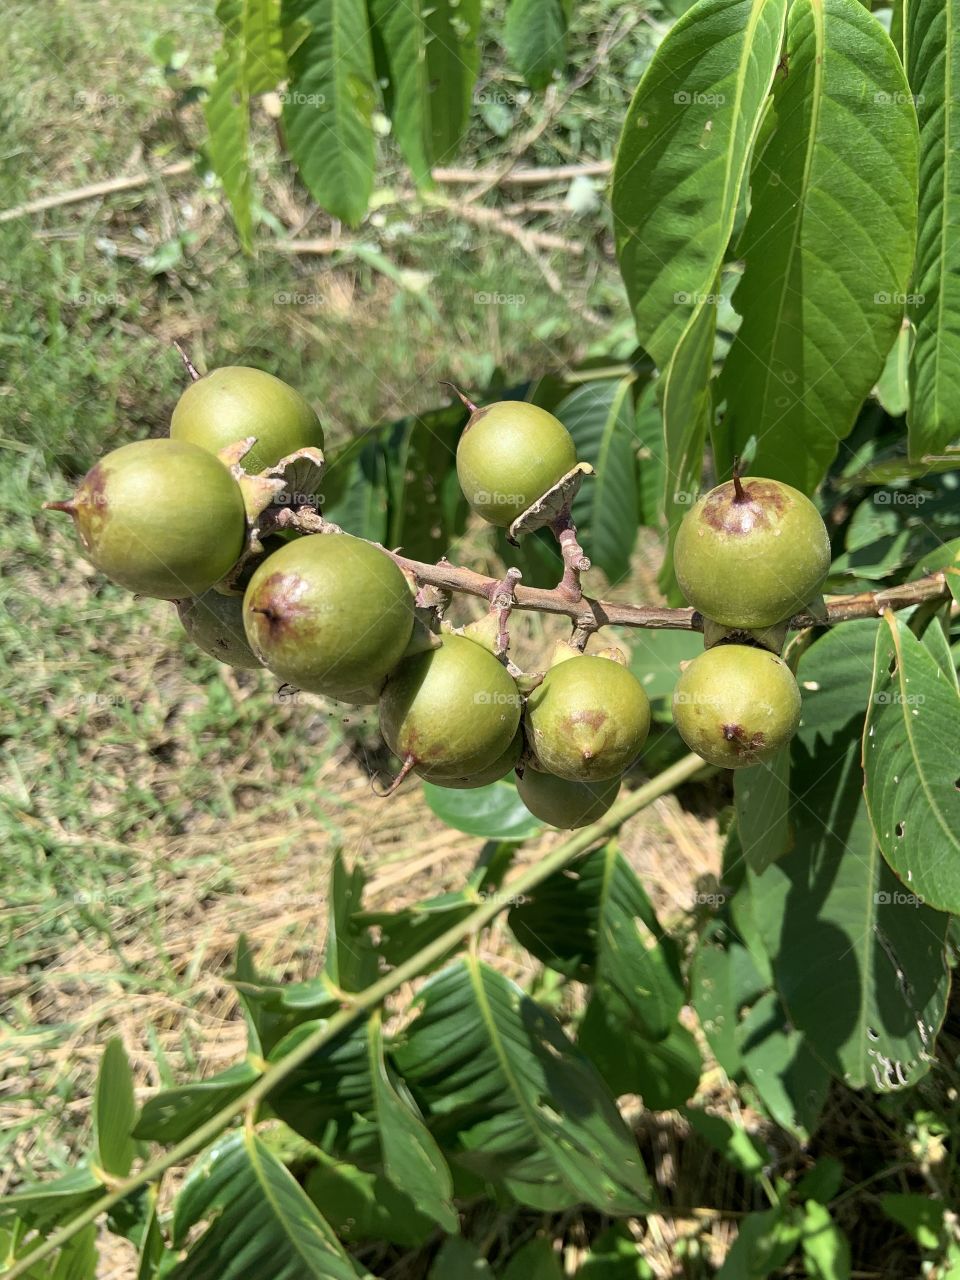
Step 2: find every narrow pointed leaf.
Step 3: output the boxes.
[905,0,960,458]
[504,0,568,91]
[717,0,918,490]
[423,0,481,163]
[205,52,254,250]
[282,0,376,226]
[93,1036,137,1178]
[367,0,433,186]
[863,613,960,913]
[0,1168,102,1232]
[325,851,377,993]
[133,1061,261,1144]
[395,958,652,1213]
[612,0,787,370]
[243,0,286,93]
[166,1130,359,1279]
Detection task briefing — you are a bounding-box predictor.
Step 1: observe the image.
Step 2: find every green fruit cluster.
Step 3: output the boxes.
[671,476,830,768]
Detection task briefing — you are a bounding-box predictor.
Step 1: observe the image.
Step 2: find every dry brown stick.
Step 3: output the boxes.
[0,161,194,223]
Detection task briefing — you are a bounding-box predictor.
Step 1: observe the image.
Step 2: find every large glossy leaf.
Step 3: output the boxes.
[904,0,960,459]
[556,378,641,584]
[165,1130,359,1279]
[504,0,568,91]
[734,747,792,874]
[282,0,376,227]
[242,0,286,92]
[579,1008,702,1109]
[367,1012,457,1232]
[367,0,432,185]
[93,1037,137,1178]
[612,0,787,371]
[749,622,950,1090]
[205,46,253,251]
[717,0,919,492]
[422,776,543,841]
[738,992,830,1141]
[395,958,652,1213]
[303,1156,435,1247]
[510,844,685,1042]
[863,613,960,913]
[422,0,482,163]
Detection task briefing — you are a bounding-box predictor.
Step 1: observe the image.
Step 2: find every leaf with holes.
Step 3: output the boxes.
[282,0,376,226]
[904,0,960,459]
[749,622,950,1091]
[394,957,652,1213]
[164,1130,359,1279]
[863,613,960,913]
[612,0,787,370]
[504,0,569,91]
[716,0,918,491]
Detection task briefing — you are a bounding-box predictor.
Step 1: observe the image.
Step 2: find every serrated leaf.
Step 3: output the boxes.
[422,776,543,841]
[205,51,254,250]
[904,0,960,459]
[367,1011,457,1232]
[166,1130,358,1279]
[93,1036,137,1178]
[749,622,950,1091]
[863,613,960,913]
[395,958,652,1213]
[282,0,376,226]
[716,0,918,491]
[612,0,787,370]
[504,0,568,91]
[133,1061,260,1144]
[509,844,685,1041]
[555,378,640,584]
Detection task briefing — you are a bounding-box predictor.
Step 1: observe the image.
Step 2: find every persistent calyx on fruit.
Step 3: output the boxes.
[171,366,324,475]
[456,399,577,527]
[672,643,801,769]
[674,475,830,628]
[177,590,262,670]
[47,439,246,600]
[379,635,521,778]
[524,654,650,782]
[517,765,621,829]
[243,534,414,702]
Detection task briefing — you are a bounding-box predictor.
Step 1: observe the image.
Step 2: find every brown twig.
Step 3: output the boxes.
[0,160,194,223]
[552,509,591,603]
[487,567,523,656]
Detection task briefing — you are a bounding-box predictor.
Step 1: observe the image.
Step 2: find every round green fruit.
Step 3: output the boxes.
[524,655,650,782]
[243,534,414,701]
[177,590,262,669]
[517,766,621,829]
[672,643,801,769]
[47,439,246,599]
[419,728,523,789]
[171,366,324,475]
[379,634,522,775]
[456,400,577,527]
[674,477,830,628]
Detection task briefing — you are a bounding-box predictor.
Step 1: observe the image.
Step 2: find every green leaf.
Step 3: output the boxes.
[93,1036,137,1178]
[430,1238,492,1279]
[166,1130,358,1279]
[574,1226,656,1277]
[863,613,960,913]
[628,626,703,707]
[48,1222,98,1280]
[303,1155,436,1247]
[267,1020,376,1155]
[204,50,254,251]
[423,776,543,841]
[580,1010,702,1109]
[801,1201,851,1280]
[504,0,568,91]
[717,0,919,492]
[501,1239,564,1280]
[322,436,390,542]
[367,1011,457,1232]
[136,1190,166,1280]
[795,1157,844,1206]
[359,890,476,968]
[282,0,376,226]
[382,406,467,562]
[879,1192,945,1250]
[738,993,830,1141]
[509,844,685,1041]
[874,322,912,418]
[395,958,652,1213]
[683,1108,770,1179]
[367,0,433,185]
[242,0,286,92]
[0,1167,102,1232]
[716,1206,802,1279]
[422,0,482,163]
[325,851,377,993]
[904,0,960,459]
[133,1061,260,1144]
[612,0,787,370]
[750,622,951,1090]
[690,927,767,1079]
[556,378,641,584]
[734,747,792,874]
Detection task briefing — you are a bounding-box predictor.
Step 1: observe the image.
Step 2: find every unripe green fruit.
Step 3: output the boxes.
[456,400,577,526]
[379,634,521,775]
[525,655,650,782]
[517,767,621,829]
[243,534,414,701]
[420,728,523,789]
[672,644,801,769]
[47,439,246,599]
[171,366,323,474]
[674,477,830,628]
[177,590,262,669]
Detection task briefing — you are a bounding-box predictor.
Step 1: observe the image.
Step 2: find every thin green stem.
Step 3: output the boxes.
[5,752,709,1279]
